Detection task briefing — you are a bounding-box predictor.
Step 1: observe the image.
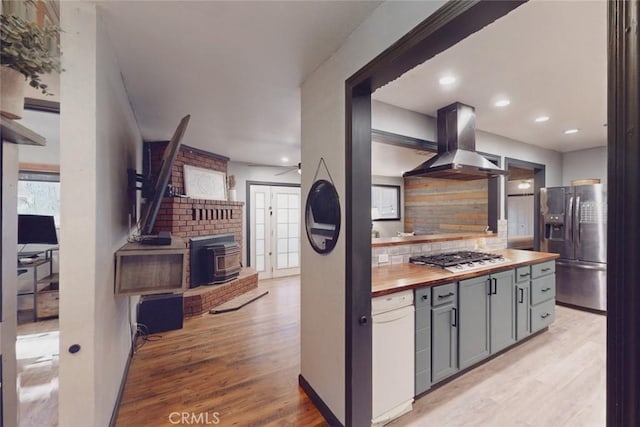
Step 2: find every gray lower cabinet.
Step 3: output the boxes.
[530,260,556,332]
[414,287,431,395]
[515,266,531,340]
[431,283,458,383]
[458,269,516,370]
[490,270,516,354]
[458,275,490,370]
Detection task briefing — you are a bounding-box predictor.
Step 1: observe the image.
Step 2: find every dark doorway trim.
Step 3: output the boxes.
[607,1,640,425]
[244,181,301,268]
[345,1,526,425]
[504,158,545,251]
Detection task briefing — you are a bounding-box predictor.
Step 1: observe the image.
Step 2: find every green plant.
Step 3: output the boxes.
[0,14,61,95]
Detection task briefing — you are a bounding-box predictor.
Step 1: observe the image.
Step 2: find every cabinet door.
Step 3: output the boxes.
[459,275,490,370]
[516,283,530,341]
[431,303,458,383]
[490,270,516,354]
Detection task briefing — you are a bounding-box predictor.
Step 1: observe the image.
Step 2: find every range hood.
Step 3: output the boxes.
[403,102,508,181]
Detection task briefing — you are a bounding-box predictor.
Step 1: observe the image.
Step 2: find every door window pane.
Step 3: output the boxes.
[289,194,299,209]
[256,208,265,224]
[256,193,264,209]
[288,209,299,224]
[256,239,264,256]
[277,253,288,268]
[256,224,265,239]
[277,238,288,254]
[277,209,288,223]
[288,223,299,238]
[288,253,299,268]
[288,238,298,252]
[256,255,265,272]
[277,194,289,209]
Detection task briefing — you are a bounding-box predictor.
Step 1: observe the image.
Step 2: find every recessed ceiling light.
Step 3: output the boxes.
[438,75,456,86]
[564,128,579,135]
[494,99,511,107]
[535,116,550,123]
[281,157,289,162]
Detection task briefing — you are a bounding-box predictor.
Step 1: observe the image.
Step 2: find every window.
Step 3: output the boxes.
[371,184,400,221]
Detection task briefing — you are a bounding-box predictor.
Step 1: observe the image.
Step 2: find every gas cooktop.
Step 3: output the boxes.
[409,251,509,273]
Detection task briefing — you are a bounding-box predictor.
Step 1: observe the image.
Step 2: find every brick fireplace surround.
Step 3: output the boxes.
[147,142,258,317]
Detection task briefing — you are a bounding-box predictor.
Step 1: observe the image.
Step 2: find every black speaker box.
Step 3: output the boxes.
[137,293,183,334]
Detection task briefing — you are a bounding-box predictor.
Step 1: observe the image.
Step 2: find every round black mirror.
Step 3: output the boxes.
[305,179,341,254]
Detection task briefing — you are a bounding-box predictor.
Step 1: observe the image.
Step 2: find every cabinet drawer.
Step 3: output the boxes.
[431,283,457,307]
[415,287,431,308]
[531,274,556,305]
[531,299,555,332]
[532,261,555,279]
[516,266,531,283]
[37,290,59,318]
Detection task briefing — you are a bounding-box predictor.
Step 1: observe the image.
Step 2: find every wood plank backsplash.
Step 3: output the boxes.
[404,177,488,234]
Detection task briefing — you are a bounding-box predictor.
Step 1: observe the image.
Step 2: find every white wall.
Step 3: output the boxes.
[300,1,445,422]
[59,3,142,426]
[371,175,403,238]
[371,101,564,218]
[562,146,607,186]
[2,143,19,426]
[227,161,300,265]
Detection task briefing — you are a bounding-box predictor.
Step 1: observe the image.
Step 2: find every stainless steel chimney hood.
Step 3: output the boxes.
[403,102,508,181]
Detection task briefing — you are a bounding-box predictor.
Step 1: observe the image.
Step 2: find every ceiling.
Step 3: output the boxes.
[98,1,381,165]
[373,0,607,154]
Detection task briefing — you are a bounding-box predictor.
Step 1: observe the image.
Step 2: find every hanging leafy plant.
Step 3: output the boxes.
[0,14,62,95]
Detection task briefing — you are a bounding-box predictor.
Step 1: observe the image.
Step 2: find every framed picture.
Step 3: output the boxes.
[371,184,401,221]
[183,165,227,201]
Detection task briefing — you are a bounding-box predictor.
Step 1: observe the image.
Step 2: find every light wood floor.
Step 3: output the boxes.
[17,318,59,427]
[116,276,327,426]
[392,305,606,427]
[118,276,605,427]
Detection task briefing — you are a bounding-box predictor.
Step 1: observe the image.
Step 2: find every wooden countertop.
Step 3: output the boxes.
[372,249,559,297]
[372,232,494,247]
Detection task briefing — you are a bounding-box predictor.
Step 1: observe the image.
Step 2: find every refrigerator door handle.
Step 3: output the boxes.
[574,196,581,249]
[567,195,574,242]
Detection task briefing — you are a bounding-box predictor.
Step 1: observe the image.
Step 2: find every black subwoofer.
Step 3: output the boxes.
[137,293,183,334]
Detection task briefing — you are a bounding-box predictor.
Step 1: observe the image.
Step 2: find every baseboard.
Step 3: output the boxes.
[298,374,343,427]
[109,342,134,427]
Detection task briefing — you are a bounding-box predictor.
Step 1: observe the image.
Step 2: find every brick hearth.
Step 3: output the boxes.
[183,268,258,318]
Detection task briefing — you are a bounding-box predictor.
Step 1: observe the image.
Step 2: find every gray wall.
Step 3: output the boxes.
[562,146,607,186]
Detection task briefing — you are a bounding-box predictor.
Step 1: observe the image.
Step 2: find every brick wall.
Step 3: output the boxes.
[146,142,243,286]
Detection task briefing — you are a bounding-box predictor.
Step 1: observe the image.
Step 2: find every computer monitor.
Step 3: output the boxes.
[18,214,58,245]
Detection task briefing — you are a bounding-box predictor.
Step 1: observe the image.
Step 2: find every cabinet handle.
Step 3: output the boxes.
[541,268,551,272]
[519,288,524,304]
[541,313,551,319]
[438,292,454,299]
[492,278,498,295]
[422,295,429,301]
[487,278,492,296]
[541,287,551,292]
[452,307,457,327]
[519,273,530,278]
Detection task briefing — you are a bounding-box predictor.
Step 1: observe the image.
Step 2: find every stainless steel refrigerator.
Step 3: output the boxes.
[540,184,607,312]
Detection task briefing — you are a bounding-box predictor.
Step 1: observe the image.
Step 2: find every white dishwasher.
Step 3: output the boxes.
[372,290,414,426]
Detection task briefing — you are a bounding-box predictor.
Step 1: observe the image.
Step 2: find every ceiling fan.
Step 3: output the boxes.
[247,162,301,176]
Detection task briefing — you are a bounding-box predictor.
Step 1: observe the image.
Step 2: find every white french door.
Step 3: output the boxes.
[249,185,300,279]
